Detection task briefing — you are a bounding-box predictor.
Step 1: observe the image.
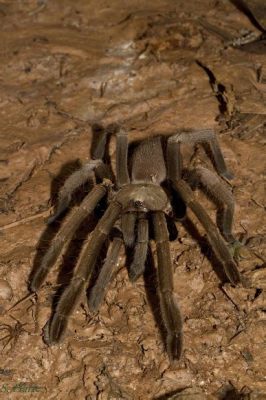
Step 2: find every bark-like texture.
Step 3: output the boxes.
[0,0,265,399]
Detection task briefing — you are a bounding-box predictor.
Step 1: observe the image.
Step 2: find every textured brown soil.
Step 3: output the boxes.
[0,1,265,399]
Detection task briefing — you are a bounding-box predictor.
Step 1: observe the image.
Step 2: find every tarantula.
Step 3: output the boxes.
[29,125,242,360]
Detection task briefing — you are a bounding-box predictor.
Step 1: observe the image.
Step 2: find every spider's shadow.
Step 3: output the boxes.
[29,158,86,287]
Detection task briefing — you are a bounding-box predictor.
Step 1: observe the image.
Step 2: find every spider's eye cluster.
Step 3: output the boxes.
[133,200,144,209]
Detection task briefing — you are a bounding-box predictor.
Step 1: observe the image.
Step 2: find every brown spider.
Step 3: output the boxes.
[0,315,27,352]
[29,126,242,360]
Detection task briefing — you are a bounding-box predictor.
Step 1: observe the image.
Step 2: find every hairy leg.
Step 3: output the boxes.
[167,129,233,180]
[186,167,235,243]
[48,126,110,223]
[129,213,149,282]
[121,212,137,247]
[172,179,242,285]
[47,160,104,224]
[48,201,121,343]
[30,183,108,292]
[152,211,183,360]
[92,125,109,160]
[116,128,130,187]
[87,236,123,313]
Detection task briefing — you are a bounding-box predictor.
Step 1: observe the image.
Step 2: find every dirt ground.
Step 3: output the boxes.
[0,0,265,399]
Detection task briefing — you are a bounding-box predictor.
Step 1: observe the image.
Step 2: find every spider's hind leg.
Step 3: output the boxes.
[48,127,110,224]
[167,129,233,181]
[173,179,242,285]
[186,167,235,243]
[116,128,130,187]
[47,160,104,224]
[186,166,244,260]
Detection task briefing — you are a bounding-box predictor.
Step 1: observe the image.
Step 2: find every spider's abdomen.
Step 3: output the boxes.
[115,183,169,212]
[131,137,166,184]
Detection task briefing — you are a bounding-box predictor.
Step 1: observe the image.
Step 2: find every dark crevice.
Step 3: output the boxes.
[230,0,266,33]
[153,387,190,400]
[196,60,229,116]
[253,288,262,300]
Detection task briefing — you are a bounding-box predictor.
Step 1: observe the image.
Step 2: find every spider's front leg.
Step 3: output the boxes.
[30,183,108,291]
[88,235,123,313]
[152,211,183,360]
[128,212,149,282]
[48,200,122,343]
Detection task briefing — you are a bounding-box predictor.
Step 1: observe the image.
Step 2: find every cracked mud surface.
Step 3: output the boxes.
[0,1,265,399]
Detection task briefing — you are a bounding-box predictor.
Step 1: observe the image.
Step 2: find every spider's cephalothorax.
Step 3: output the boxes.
[29,126,242,360]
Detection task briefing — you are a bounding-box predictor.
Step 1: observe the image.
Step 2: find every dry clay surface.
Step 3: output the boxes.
[0,0,265,399]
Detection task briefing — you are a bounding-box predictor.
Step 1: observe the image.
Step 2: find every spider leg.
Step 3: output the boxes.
[47,160,104,224]
[121,212,137,247]
[30,183,108,292]
[167,129,233,180]
[2,337,13,351]
[186,167,235,243]
[48,127,110,224]
[172,179,242,285]
[48,201,121,343]
[0,334,10,340]
[116,128,130,187]
[129,213,149,282]
[87,236,123,313]
[92,124,108,160]
[152,211,183,360]
[0,325,11,330]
